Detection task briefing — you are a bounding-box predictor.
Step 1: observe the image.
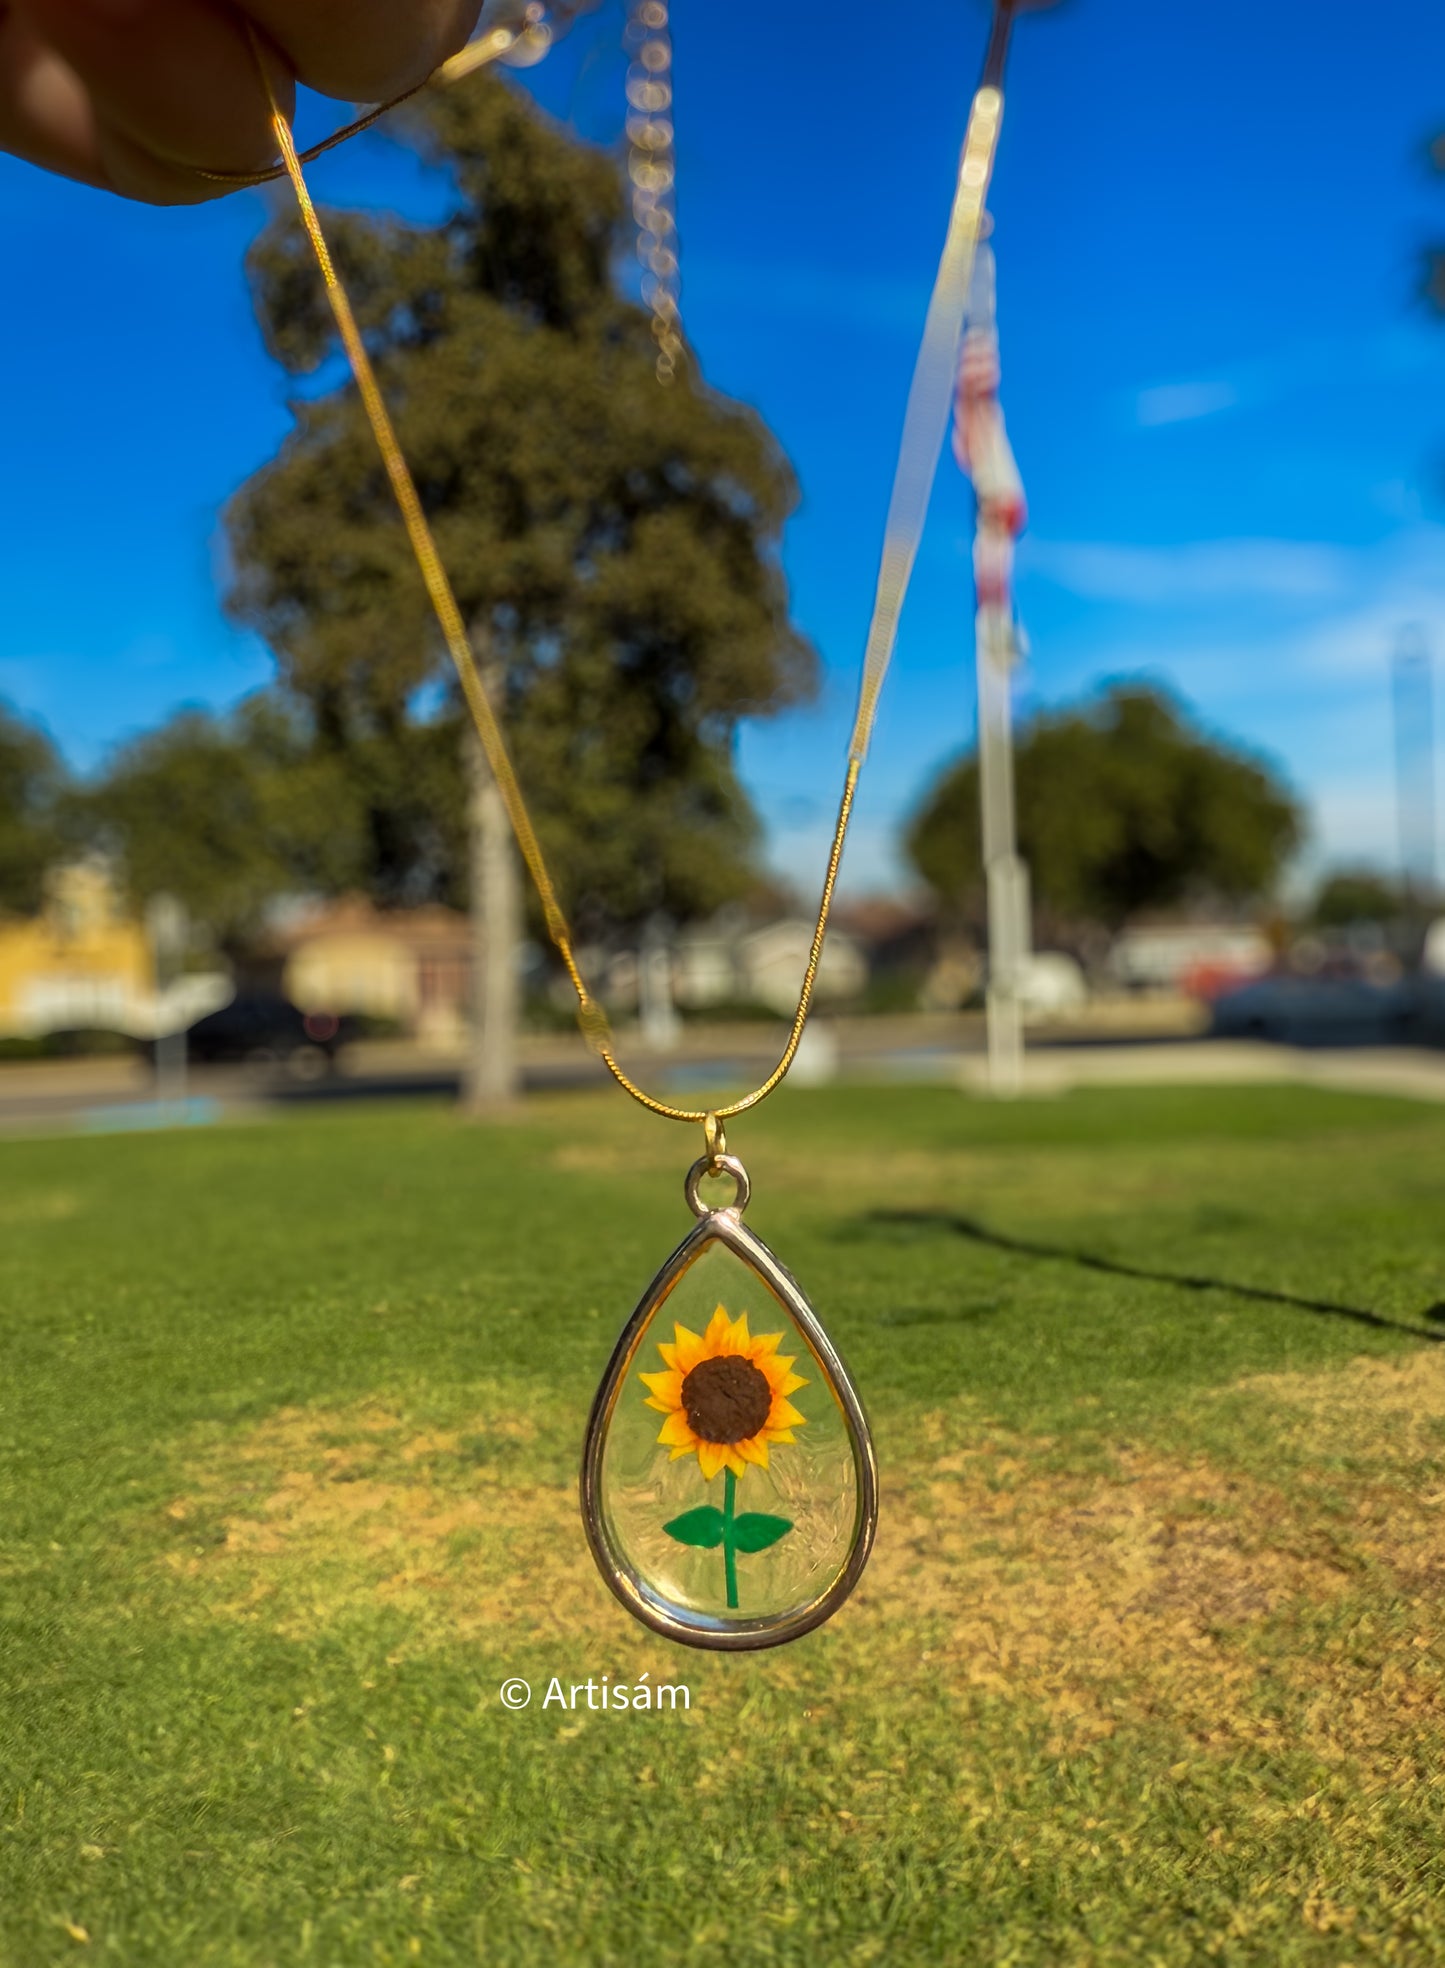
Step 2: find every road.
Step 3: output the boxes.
[3,1007,1445,1135]
[0,1016,981,1131]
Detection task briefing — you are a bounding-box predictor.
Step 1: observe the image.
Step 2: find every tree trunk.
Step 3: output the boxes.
[462,678,522,1112]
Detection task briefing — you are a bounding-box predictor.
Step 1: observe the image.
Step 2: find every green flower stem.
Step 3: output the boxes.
[723,1466,738,1610]
[659,1466,793,1611]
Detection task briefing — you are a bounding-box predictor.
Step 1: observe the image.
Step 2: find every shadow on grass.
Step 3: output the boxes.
[853,1209,1445,1345]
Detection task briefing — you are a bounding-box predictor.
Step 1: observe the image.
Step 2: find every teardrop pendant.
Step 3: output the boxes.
[582,1153,877,1650]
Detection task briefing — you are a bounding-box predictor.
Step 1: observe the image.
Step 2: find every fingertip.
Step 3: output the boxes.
[245,0,484,103]
[24,0,295,173]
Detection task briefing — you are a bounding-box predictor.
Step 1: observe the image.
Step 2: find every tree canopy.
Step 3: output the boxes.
[0,701,64,916]
[225,74,816,937]
[81,695,364,952]
[1311,869,1406,929]
[907,681,1302,932]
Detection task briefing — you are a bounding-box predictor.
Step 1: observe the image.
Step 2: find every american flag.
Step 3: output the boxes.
[953,240,1026,627]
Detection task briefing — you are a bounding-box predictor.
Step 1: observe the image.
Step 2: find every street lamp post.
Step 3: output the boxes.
[145,892,189,1117]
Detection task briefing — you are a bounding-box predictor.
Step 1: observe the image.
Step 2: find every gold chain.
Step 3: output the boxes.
[199,4,613,189]
[197,22,529,186]
[625,0,683,384]
[246,26,1005,1132]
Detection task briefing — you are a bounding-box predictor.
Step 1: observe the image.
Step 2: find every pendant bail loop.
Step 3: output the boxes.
[702,1110,727,1168]
[684,1152,750,1220]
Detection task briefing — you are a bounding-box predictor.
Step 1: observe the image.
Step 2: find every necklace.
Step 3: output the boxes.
[236,0,1028,1649]
[625,0,683,384]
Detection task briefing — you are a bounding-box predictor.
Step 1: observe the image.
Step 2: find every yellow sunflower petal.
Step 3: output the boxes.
[779,1371,808,1396]
[696,1441,729,1481]
[736,1434,770,1468]
[657,1411,697,1448]
[703,1305,733,1353]
[671,1323,707,1372]
[657,1341,679,1371]
[668,1444,695,1460]
[639,1369,683,1407]
[768,1398,806,1430]
[724,1447,747,1477]
[728,1310,752,1353]
[751,1331,782,1357]
[758,1351,797,1393]
[765,1428,796,1444]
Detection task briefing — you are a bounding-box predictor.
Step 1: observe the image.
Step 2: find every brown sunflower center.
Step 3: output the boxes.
[681,1354,772,1445]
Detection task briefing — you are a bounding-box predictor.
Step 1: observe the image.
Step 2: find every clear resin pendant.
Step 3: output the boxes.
[582,1153,877,1650]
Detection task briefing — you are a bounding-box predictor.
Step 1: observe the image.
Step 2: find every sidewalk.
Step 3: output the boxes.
[3,1026,1444,1136]
[958,1041,1445,1105]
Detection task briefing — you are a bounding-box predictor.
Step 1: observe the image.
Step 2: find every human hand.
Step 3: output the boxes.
[0,0,482,203]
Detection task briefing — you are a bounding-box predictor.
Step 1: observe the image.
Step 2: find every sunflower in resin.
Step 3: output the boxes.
[640,1305,808,1480]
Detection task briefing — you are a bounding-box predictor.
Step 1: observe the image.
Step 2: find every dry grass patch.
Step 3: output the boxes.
[1213,1349,1445,1603]
[160,1397,627,1652]
[158,1356,1445,1781]
[860,1429,1358,1752]
[1234,1346,1445,1464]
[903,1364,1434,1799]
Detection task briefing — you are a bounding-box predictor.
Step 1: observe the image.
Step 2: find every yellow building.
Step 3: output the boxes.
[0,863,153,1037]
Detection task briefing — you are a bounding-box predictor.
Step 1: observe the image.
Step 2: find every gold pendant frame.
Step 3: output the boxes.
[581,1156,878,1651]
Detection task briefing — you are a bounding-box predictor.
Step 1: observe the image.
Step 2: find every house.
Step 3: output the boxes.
[1109,921,1273,996]
[673,909,747,1010]
[0,862,152,1037]
[672,908,868,1016]
[274,897,474,1045]
[739,918,867,1016]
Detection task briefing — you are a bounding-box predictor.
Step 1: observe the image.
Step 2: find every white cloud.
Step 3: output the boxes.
[1023,535,1355,606]
[1016,526,1445,877]
[1126,324,1445,433]
[1135,380,1239,427]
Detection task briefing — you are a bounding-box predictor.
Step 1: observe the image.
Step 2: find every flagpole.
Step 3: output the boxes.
[954,0,1051,1098]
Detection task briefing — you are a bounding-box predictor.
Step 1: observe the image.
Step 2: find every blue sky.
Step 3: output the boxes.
[3,0,1445,897]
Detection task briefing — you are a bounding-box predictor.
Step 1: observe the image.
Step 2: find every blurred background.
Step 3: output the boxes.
[3,0,1445,1124]
[10,11,1445,1957]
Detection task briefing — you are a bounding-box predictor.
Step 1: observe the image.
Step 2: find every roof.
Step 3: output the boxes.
[266,896,472,955]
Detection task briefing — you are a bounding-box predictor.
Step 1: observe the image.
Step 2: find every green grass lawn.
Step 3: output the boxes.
[3,1080,1445,1965]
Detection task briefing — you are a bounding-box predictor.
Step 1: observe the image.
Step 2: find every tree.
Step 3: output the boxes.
[225,76,814,906]
[84,694,364,953]
[1311,869,1404,929]
[907,681,1301,932]
[0,701,65,916]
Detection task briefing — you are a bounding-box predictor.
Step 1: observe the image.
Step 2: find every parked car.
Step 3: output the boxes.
[1209,971,1412,1046]
[150,993,347,1080]
[1016,951,1089,1017]
[1401,972,1445,1047]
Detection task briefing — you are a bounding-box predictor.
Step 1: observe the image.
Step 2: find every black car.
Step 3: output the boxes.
[180,993,346,1080]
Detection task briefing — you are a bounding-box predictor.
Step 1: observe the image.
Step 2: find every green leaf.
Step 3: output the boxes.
[663,1506,726,1549]
[729,1513,794,1554]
